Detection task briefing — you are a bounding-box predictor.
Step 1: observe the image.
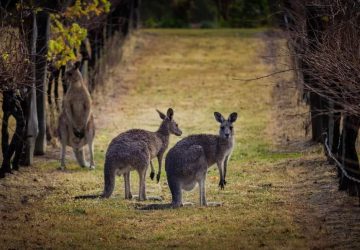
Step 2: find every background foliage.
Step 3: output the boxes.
[141,0,271,28]
[48,0,111,68]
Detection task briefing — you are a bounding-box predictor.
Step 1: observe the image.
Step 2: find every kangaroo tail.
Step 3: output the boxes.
[102,160,116,198]
[74,147,88,167]
[74,194,102,199]
[135,203,174,210]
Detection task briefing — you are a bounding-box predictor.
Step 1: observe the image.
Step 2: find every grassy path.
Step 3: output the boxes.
[0,29,311,249]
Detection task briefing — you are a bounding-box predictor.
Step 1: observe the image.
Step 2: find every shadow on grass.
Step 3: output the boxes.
[134,203,174,210]
[134,202,222,210]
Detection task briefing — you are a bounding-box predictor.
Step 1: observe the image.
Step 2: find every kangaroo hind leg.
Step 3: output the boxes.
[167,175,182,208]
[86,117,95,169]
[73,147,89,168]
[87,140,95,169]
[60,136,67,170]
[138,168,147,201]
[124,172,132,199]
[199,177,207,206]
[149,161,155,180]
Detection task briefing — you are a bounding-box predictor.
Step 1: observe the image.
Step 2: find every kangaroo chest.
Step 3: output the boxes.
[148,136,168,159]
[206,141,233,167]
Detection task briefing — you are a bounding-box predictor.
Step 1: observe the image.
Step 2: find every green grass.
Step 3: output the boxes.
[0,29,307,249]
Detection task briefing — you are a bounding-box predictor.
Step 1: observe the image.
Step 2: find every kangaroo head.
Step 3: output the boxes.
[65,61,83,86]
[214,112,238,139]
[157,108,182,136]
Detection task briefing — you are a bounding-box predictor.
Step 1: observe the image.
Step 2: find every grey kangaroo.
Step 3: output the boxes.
[102,108,182,200]
[58,62,95,170]
[165,112,237,207]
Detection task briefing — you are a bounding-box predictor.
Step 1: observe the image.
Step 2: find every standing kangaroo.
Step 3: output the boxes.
[165,112,237,207]
[102,108,182,200]
[58,62,95,170]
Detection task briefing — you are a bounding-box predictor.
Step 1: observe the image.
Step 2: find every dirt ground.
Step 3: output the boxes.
[265,31,360,249]
[0,29,359,249]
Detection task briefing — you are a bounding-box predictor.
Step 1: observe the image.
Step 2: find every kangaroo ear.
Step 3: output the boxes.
[156,109,166,120]
[228,112,238,123]
[167,108,174,120]
[214,112,225,123]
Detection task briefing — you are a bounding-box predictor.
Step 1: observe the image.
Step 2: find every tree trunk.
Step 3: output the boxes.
[21,11,39,166]
[34,11,50,155]
[305,6,327,143]
[309,92,324,142]
[332,105,341,155]
[119,0,132,36]
[338,115,360,196]
[133,0,141,29]
[128,0,135,32]
[0,91,26,178]
[326,102,341,159]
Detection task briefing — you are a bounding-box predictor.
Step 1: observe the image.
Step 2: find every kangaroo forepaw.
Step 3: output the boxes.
[156,173,161,183]
[73,128,85,139]
[150,172,155,180]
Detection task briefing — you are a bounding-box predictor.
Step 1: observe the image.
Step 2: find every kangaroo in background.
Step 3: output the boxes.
[58,62,95,170]
[165,112,237,208]
[102,108,182,200]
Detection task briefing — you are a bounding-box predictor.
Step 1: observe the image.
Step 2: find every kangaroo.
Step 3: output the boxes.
[102,108,182,200]
[165,112,238,208]
[58,62,95,170]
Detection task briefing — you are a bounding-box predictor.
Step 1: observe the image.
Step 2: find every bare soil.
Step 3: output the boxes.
[265,31,360,250]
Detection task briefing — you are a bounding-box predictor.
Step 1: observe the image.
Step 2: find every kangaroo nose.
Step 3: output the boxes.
[225,133,230,138]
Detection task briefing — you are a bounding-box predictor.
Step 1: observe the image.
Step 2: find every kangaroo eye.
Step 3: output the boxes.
[230,126,233,130]
[221,126,225,130]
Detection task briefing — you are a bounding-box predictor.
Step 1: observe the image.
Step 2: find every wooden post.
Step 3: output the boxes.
[120,0,132,36]
[338,115,360,196]
[34,11,50,155]
[308,92,323,142]
[305,6,327,143]
[133,0,141,29]
[22,11,39,166]
[331,104,341,155]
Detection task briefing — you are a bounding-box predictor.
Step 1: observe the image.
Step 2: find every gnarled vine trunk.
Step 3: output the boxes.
[34,11,50,155]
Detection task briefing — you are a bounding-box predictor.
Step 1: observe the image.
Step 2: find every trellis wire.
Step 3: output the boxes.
[324,136,360,184]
